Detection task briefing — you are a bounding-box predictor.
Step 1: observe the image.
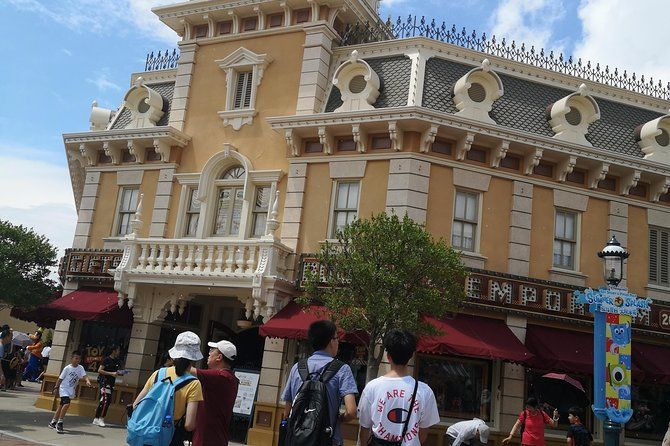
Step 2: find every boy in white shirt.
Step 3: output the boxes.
[49,350,92,434]
[358,329,441,446]
[446,418,490,446]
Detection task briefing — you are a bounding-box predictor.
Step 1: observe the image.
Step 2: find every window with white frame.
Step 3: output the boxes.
[184,188,200,237]
[554,210,578,269]
[117,188,140,236]
[331,181,359,238]
[234,71,253,109]
[452,191,478,252]
[251,186,271,237]
[213,166,246,236]
[649,227,670,286]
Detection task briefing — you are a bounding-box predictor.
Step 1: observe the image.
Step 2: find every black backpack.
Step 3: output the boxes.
[285,359,344,446]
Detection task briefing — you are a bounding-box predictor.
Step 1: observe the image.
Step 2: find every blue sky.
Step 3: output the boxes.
[1,0,669,258]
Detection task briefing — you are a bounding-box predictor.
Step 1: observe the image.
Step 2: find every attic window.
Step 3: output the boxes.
[295,8,310,23]
[137,98,150,113]
[349,75,367,94]
[565,107,582,126]
[656,129,670,147]
[268,13,283,28]
[242,17,257,32]
[218,21,232,35]
[194,24,208,38]
[468,83,487,103]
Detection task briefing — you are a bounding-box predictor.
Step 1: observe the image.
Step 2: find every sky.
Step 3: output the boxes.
[1,0,670,260]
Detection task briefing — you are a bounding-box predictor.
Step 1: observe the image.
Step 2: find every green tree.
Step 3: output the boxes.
[300,213,467,382]
[0,220,58,309]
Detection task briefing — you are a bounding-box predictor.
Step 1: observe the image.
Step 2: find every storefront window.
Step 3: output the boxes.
[525,371,592,429]
[78,322,130,373]
[416,355,492,420]
[626,381,670,441]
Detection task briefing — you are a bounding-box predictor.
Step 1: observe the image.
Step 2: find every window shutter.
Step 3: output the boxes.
[243,72,253,108]
[650,228,658,283]
[234,72,245,109]
[661,230,669,286]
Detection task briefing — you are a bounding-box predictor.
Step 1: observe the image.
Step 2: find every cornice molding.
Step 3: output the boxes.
[63,126,191,148]
[267,106,670,177]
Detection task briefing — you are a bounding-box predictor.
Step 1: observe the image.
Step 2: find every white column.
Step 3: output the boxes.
[295,24,337,115]
[149,168,176,237]
[124,321,161,388]
[257,338,287,404]
[169,43,198,131]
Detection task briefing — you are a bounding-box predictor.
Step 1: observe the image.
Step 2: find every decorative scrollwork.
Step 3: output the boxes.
[145,49,180,71]
[340,16,670,101]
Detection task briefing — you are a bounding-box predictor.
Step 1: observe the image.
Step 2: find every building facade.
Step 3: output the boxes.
[29,0,670,445]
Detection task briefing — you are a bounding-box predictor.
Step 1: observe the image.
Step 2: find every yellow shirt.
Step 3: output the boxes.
[142,367,203,421]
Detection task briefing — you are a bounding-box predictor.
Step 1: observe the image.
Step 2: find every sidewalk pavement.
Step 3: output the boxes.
[0,382,245,446]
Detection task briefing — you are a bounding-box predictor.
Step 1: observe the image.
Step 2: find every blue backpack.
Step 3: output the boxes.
[127,367,196,446]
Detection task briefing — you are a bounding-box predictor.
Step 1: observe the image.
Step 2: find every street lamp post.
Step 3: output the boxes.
[576,236,653,446]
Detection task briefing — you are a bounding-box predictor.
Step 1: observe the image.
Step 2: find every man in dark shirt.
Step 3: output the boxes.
[566,407,592,446]
[190,339,239,446]
[93,345,123,427]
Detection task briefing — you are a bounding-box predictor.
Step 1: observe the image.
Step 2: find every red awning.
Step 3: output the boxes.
[525,325,594,374]
[418,314,534,364]
[260,302,367,344]
[11,289,133,327]
[632,343,670,383]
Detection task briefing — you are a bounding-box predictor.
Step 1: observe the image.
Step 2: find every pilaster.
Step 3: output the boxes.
[72,171,101,248]
[281,163,308,278]
[609,201,629,287]
[296,24,337,115]
[169,43,198,131]
[385,158,430,224]
[149,167,176,237]
[508,181,533,276]
[124,321,161,387]
[257,337,286,404]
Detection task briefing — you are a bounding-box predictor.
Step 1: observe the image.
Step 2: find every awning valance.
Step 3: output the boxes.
[418,315,534,364]
[632,342,670,384]
[259,302,367,344]
[525,325,594,374]
[11,289,133,327]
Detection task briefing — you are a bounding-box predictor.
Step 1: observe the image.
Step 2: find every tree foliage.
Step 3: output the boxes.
[0,220,58,309]
[299,213,467,381]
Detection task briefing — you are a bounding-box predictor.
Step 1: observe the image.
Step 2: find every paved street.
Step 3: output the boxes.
[0,382,245,446]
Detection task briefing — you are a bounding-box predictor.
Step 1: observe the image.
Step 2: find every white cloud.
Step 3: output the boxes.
[574,0,670,86]
[86,69,122,92]
[0,154,77,261]
[61,48,73,56]
[7,0,182,44]
[490,0,566,53]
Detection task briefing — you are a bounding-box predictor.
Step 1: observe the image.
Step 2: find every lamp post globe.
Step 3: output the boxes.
[597,235,629,287]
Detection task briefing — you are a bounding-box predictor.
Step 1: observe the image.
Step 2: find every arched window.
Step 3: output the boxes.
[213,165,246,236]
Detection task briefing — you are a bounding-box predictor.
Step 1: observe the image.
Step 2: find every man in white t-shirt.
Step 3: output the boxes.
[49,350,92,434]
[446,418,490,446]
[358,329,441,446]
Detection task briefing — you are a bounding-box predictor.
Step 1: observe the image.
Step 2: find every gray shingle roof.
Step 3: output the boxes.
[422,58,665,158]
[110,81,175,130]
[324,56,412,112]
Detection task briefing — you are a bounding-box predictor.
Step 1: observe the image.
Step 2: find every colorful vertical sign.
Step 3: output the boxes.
[575,288,651,424]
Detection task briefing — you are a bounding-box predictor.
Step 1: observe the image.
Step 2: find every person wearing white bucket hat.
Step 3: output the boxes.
[131,331,204,446]
[190,339,240,446]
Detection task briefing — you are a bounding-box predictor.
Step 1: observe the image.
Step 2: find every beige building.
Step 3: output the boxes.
[17,0,670,444]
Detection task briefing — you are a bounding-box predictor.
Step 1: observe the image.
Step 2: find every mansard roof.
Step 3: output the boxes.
[323,56,666,159]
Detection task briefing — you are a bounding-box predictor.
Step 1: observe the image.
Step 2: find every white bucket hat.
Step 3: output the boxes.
[169,331,204,361]
[208,340,237,361]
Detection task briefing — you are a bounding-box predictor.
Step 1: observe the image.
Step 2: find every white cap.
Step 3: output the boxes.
[208,340,237,361]
[169,331,204,361]
[478,420,490,444]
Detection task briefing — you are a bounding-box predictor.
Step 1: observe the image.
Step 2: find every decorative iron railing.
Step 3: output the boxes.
[341,15,670,101]
[144,49,180,71]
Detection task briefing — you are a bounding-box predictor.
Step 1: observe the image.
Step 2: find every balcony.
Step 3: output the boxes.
[59,248,124,283]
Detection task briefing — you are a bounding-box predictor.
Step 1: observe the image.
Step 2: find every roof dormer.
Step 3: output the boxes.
[452,59,504,125]
[89,101,115,131]
[332,50,380,113]
[638,112,670,164]
[547,83,600,146]
[122,76,165,129]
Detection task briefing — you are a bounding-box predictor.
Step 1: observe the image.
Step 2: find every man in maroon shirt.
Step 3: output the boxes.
[190,340,239,446]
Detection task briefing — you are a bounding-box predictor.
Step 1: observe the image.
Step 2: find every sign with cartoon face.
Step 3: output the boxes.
[575,287,651,425]
[605,314,632,423]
